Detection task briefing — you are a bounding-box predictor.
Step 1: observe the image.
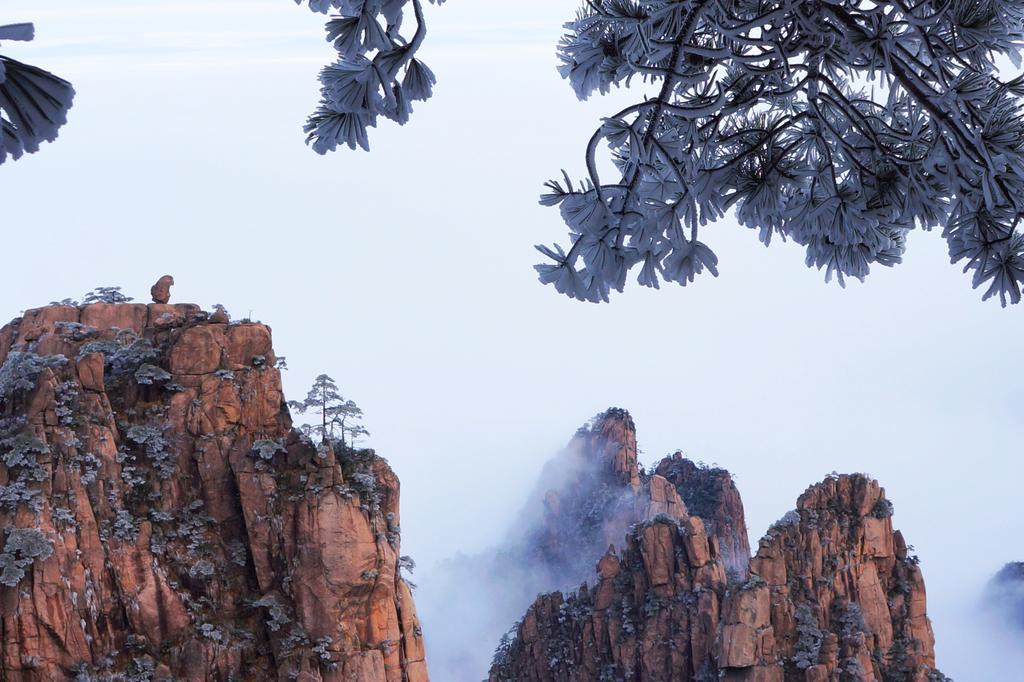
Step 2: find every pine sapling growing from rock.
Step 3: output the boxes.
[289,374,369,449]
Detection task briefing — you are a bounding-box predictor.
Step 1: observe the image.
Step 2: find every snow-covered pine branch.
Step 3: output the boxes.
[0,23,75,165]
[538,0,1024,305]
[295,0,444,153]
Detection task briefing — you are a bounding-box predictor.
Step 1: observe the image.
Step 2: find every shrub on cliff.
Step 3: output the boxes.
[871,498,895,519]
[252,438,287,461]
[80,333,160,382]
[0,527,53,587]
[0,427,49,484]
[793,605,824,670]
[0,352,67,399]
[82,287,133,304]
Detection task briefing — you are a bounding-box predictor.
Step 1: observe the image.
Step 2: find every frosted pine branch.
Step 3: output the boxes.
[0,23,75,165]
[295,0,444,153]
[538,0,1024,305]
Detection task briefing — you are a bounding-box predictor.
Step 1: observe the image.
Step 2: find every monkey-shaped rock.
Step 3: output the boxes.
[150,274,174,304]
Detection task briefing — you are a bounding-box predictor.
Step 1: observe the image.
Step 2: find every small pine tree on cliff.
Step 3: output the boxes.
[288,374,369,449]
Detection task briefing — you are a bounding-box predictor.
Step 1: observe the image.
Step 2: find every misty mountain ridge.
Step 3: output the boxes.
[0,296,954,681]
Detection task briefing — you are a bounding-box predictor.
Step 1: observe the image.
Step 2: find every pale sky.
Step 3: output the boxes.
[2,2,1023,678]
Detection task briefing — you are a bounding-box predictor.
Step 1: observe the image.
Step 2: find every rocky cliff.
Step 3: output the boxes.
[985,561,1024,630]
[0,301,428,681]
[490,417,947,681]
[654,454,750,578]
[521,408,644,585]
[420,408,750,679]
[723,475,940,682]
[521,409,749,590]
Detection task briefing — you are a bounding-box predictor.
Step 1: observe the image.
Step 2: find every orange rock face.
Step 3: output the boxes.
[490,444,947,681]
[726,474,940,682]
[526,408,646,582]
[0,303,427,681]
[490,515,728,682]
[525,409,750,590]
[421,409,751,679]
[655,454,751,577]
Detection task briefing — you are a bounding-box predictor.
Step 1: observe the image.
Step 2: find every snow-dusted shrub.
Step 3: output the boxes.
[0,527,53,587]
[134,363,171,385]
[252,439,286,461]
[82,287,132,304]
[0,352,66,398]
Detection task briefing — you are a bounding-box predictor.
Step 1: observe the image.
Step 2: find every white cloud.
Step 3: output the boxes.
[8,0,561,73]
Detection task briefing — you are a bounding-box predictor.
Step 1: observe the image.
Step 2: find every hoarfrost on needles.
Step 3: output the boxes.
[0,22,74,165]
[537,0,1024,305]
